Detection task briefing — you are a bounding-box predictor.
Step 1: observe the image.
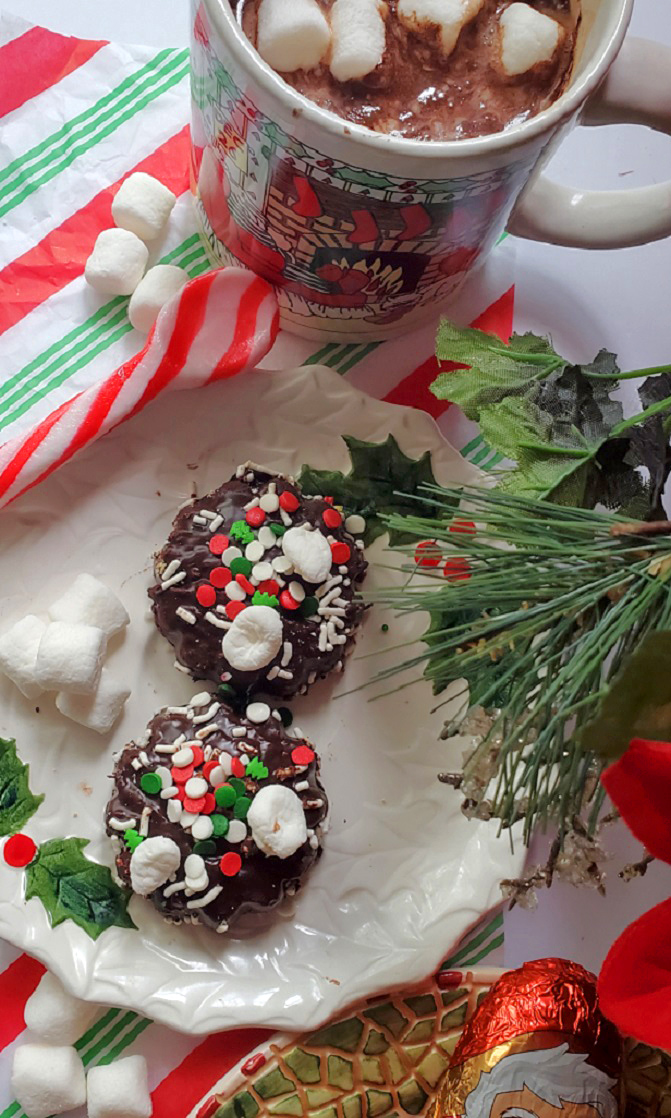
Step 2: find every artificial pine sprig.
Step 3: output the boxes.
[373,486,671,844]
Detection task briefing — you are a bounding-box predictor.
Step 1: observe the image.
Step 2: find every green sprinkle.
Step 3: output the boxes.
[193,840,217,857]
[212,815,230,837]
[252,591,278,609]
[246,757,269,780]
[124,829,144,851]
[230,520,254,544]
[218,683,236,699]
[230,557,253,576]
[278,707,293,727]
[234,796,252,820]
[215,784,237,808]
[300,596,319,618]
[230,777,247,796]
[140,773,162,795]
[381,624,389,633]
[270,523,286,537]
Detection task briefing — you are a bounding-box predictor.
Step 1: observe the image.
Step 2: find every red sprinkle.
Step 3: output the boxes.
[280,589,300,611]
[279,491,300,512]
[184,796,207,814]
[210,567,232,589]
[172,764,194,785]
[323,507,342,529]
[241,1054,267,1076]
[323,496,334,505]
[292,745,315,766]
[196,584,217,608]
[246,507,266,527]
[209,534,229,556]
[226,601,246,621]
[450,519,476,536]
[3,834,37,868]
[201,793,216,815]
[414,540,441,568]
[258,578,280,597]
[236,573,255,595]
[175,786,186,802]
[443,558,471,583]
[231,756,246,778]
[190,746,204,768]
[331,541,351,565]
[203,761,220,782]
[437,969,463,989]
[220,852,242,877]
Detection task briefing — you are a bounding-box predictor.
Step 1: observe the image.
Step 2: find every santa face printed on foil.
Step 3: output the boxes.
[462,1043,618,1118]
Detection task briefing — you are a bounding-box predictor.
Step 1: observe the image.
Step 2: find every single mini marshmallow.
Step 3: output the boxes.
[222,605,283,671]
[0,615,46,699]
[248,785,308,859]
[112,171,177,242]
[11,1044,86,1118]
[23,970,99,1045]
[84,228,148,296]
[55,668,130,734]
[128,265,189,334]
[130,836,182,896]
[34,621,107,695]
[257,0,331,73]
[330,0,387,82]
[499,3,562,75]
[398,0,485,56]
[49,573,129,638]
[87,1055,152,1118]
[282,526,332,584]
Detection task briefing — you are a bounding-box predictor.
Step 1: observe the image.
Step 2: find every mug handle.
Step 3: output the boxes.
[507,37,671,249]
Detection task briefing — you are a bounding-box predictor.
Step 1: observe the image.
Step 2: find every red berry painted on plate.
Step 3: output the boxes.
[225,601,246,621]
[220,852,242,877]
[196,584,217,608]
[331,541,351,565]
[246,507,265,528]
[209,534,229,556]
[210,567,231,589]
[241,1054,267,1076]
[443,557,471,583]
[450,519,476,536]
[3,834,37,868]
[280,590,300,611]
[292,745,315,765]
[414,540,441,568]
[279,491,300,512]
[322,507,342,529]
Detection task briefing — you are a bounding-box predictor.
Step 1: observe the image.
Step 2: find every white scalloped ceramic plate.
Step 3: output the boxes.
[0,365,523,1034]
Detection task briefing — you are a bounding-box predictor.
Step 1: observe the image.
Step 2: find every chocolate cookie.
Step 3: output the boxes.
[149,466,368,698]
[105,694,328,933]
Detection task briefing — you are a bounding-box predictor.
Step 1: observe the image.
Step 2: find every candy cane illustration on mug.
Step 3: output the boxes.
[0,269,279,510]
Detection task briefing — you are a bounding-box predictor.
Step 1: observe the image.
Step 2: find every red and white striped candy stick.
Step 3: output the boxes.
[0,268,279,510]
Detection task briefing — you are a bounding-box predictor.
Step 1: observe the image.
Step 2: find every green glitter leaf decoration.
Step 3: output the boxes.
[25,837,135,940]
[0,738,43,836]
[299,435,446,546]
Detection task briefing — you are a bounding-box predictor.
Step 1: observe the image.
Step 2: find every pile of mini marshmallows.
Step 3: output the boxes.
[85,172,187,334]
[257,0,565,82]
[12,969,151,1118]
[0,574,131,735]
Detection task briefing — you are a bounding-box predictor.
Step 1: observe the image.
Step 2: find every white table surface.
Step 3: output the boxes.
[3,0,671,979]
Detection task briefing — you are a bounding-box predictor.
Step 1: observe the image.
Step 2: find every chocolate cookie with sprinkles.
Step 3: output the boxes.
[105,691,328,933]
[149,465,368,698]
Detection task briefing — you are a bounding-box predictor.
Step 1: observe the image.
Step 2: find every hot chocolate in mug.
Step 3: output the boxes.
[191,0,671,341]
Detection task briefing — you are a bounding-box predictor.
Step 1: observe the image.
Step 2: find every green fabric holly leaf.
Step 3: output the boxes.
[0,738,43,836]
[299,435,447,546]
[25,837,135,940]
[580,631,671,759]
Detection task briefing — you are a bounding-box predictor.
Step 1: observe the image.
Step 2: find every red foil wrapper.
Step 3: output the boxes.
[436,958,622,1118]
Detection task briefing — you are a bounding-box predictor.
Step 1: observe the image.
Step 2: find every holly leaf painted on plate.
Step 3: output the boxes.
[580,631,671,760]
[0,738,43,836]
[299,435,448,546]
[423,604,514,701]
[25,837,135,940]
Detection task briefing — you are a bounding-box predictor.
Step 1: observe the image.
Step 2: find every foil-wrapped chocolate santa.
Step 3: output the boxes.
[436,959,622,1118]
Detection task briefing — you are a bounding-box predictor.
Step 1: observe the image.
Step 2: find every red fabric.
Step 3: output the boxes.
[150,1029,271,1118]
[383,285,515,417]
[0,26,105,117]
[602,738,671,864]
[598,897,671,1049]
[0,126,190,336]
[0,955,46,1050]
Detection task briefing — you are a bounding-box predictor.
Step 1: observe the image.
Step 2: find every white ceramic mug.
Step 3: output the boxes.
[191,0,671,341]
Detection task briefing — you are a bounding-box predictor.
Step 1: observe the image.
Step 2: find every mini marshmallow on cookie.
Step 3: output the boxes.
[397,0,485,57]
[499,3,564,75]
[257,0,331,73]
[330,0,388,82]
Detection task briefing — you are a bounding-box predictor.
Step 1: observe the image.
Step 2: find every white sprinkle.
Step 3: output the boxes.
[161,785,179,800]
[244,497,260,510]
[139,751,150,767]
[338,565,348,575]
[180,811,199,830]
[225,582,247,602]
[252,561,274,582]
[272,555,293,574]
[258,526,276,549]
[267,665,280,680]
[308,671,317,685]
[190,692,211,708]
[236,464,246,478]
[217,921,229,933]
[293,726,305,737]
[109,817,131,832]
[246,540,265,563]
[167,706,190,716]
[139,807,151,837]
[155,765,172,787]
[222,546,242,566]
[281,641,293,667]
[209,515,224,532]
[295,780,309,791]
[343,578,351,587]
[272,710,282,720]
[185,776,208,798]
[187,885,223,909]
[278,669,294,680]
[288,581,305,602]
[245,471,255,482]
[176,607,197,625]
[206,764,226,787]
[280,508,293,526]
[319,606,347,618]
[131,759,142,771]
[345,513,366,535]
[162,558,181,580]
[227,819,247,843]
[231,726,246,738]
[259,492,280,513]
[195,723,219,740]
[193,515,208,526]
[200,510,217,520]
[309,835,319,849]
[192,816,214,840]
[172,747,195,768]
[193,702,220,724]
[356,539,365,550]
[318,625,327,652]
[161,570,186,590]
[205,610,229,630]
[163,880,186,897]
[247,701,271,723]
[316,575,342,598]
[156,741,179,754]
[218,752,233,776]
[167,799,183,823]
[174,660,190,674]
